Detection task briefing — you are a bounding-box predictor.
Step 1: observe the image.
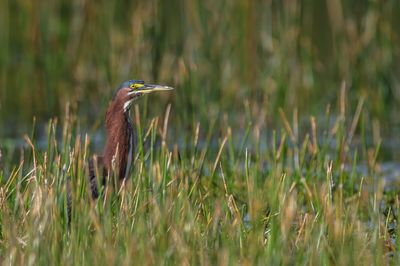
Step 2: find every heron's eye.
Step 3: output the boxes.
[130,83,144,90]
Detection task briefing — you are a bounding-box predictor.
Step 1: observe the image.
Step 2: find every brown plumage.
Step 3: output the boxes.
[103,88,135,180]
[88,80,173,199]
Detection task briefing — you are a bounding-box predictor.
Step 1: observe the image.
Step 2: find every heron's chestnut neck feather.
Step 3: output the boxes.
[103,96,134,180]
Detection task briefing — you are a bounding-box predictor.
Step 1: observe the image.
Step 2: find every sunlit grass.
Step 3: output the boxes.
[0,89,398,265]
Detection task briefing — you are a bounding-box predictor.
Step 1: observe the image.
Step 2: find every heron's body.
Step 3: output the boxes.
[88,80,173,199]
[103,94,134,180]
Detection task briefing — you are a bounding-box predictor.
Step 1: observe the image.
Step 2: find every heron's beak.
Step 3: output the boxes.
[135,84,174,94]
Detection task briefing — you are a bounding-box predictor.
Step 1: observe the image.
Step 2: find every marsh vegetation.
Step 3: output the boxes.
[1,0,400,264]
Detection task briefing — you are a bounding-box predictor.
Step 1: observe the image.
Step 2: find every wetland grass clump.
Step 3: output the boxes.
[0,92,398,265]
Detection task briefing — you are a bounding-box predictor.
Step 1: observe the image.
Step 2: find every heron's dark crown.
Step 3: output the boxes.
[113,80,144,99]
[118,80,144,89]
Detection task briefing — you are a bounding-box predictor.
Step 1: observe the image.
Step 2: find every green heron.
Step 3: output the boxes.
[88,80,173,199]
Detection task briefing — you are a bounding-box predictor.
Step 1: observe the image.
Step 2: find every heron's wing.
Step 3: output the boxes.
[88,155,105,200]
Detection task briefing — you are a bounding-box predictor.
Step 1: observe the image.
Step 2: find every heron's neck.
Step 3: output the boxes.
[103,103,134,178]
[105,102,133,135]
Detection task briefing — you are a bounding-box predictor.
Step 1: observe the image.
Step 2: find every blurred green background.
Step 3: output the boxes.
[0,0,399,142]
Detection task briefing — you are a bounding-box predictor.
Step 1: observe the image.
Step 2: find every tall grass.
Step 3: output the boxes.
[0,88,398,264]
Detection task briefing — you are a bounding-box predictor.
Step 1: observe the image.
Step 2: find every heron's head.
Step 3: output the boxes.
[115,80,174,112]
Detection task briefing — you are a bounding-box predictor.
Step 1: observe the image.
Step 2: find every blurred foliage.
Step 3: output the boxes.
[0,0,399,135]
